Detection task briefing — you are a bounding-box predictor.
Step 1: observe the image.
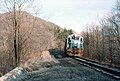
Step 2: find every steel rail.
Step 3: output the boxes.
[70,56,120,80]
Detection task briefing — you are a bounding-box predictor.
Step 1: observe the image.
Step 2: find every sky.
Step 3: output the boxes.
[30,0,116,33]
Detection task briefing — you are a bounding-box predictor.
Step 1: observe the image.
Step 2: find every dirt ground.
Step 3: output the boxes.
[17,54,118,81]
[0,51,119,81]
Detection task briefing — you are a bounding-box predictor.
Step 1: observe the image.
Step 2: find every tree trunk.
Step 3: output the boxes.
[13,1,18,66]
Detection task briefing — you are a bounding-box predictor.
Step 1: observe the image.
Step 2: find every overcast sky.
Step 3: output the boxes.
[36,0,116,33]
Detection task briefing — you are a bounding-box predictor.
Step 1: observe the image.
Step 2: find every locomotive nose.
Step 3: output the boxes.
[73,41,78,48]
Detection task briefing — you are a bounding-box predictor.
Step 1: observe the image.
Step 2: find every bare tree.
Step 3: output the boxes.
[100,0,120,65]
[0,0,38,67]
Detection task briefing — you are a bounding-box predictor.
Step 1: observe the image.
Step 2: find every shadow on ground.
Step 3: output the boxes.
[49,48,66,58]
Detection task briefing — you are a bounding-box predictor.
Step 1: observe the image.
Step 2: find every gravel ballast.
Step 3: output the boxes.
[17,58,119,81]
[0,51,119,81]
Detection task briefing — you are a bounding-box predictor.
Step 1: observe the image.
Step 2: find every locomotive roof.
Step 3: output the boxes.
[67,34,83,38]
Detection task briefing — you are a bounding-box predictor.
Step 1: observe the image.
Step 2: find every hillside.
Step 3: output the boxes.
[0,11,66,75]
[0,12,61,52]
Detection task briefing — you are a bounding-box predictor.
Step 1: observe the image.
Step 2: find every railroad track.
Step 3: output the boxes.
[70,56,120,80]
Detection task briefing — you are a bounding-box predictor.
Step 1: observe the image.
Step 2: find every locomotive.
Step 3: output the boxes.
[64,34,84,56]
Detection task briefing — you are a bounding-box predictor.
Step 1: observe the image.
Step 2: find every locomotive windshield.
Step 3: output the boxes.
[72,35,79,40]
[75,37,79,40]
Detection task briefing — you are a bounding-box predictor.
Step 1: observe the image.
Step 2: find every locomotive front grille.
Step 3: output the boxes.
[66,48,81,55]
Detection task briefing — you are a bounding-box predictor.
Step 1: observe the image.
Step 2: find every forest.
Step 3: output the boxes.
[83,0,120,66]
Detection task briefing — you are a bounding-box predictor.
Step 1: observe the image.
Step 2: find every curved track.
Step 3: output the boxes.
[71,56,120,80]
